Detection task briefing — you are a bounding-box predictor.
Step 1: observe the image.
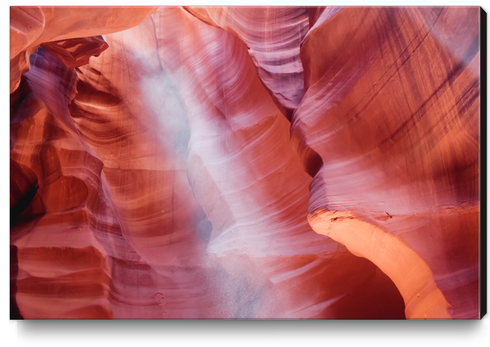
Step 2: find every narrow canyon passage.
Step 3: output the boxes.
[10,6,481,319]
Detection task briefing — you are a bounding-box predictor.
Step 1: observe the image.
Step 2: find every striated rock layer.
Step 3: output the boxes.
[10,6,156,93]
[298,7,480,319]
[10,6,481,319]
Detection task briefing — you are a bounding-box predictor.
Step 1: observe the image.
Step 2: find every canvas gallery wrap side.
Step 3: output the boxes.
[9,6,485,320]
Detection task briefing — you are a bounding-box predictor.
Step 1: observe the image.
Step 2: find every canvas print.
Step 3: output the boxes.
[10,6,483,319]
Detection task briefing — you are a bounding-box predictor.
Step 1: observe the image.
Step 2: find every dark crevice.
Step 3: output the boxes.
[10,245,23,320]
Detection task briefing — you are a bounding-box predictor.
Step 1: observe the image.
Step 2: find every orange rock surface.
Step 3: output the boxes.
[10,6,481,319]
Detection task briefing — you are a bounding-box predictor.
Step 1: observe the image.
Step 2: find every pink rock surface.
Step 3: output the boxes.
[10,6,481,319]
[299,7,480,319]
[10,6,155,93]
[184,6,310,117]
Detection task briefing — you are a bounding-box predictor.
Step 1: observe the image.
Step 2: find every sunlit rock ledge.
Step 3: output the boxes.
[10,6,481,319]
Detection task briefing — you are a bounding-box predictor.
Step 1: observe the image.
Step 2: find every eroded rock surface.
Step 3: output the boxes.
[10,6,481,319]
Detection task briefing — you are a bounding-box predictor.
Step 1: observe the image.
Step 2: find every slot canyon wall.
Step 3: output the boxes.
[10,6,481,319]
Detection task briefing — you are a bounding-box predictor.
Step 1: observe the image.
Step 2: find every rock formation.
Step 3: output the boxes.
[10,6,481,319]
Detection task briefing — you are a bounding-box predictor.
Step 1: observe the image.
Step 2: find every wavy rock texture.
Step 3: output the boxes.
[298,7,480,319]
[10,6,156,93]
[10,6,481,319]
[184,6,310,117]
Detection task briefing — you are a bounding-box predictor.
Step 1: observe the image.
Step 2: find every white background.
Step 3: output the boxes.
[2,1,489,346]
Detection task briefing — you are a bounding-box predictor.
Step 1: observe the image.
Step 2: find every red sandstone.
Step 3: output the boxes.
[10,6,481,319]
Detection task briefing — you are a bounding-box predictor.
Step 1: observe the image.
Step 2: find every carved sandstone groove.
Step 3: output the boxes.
[10,6,156,93]
[10,6,480,319]
[295,7,480,319]
[308,209,451,319]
